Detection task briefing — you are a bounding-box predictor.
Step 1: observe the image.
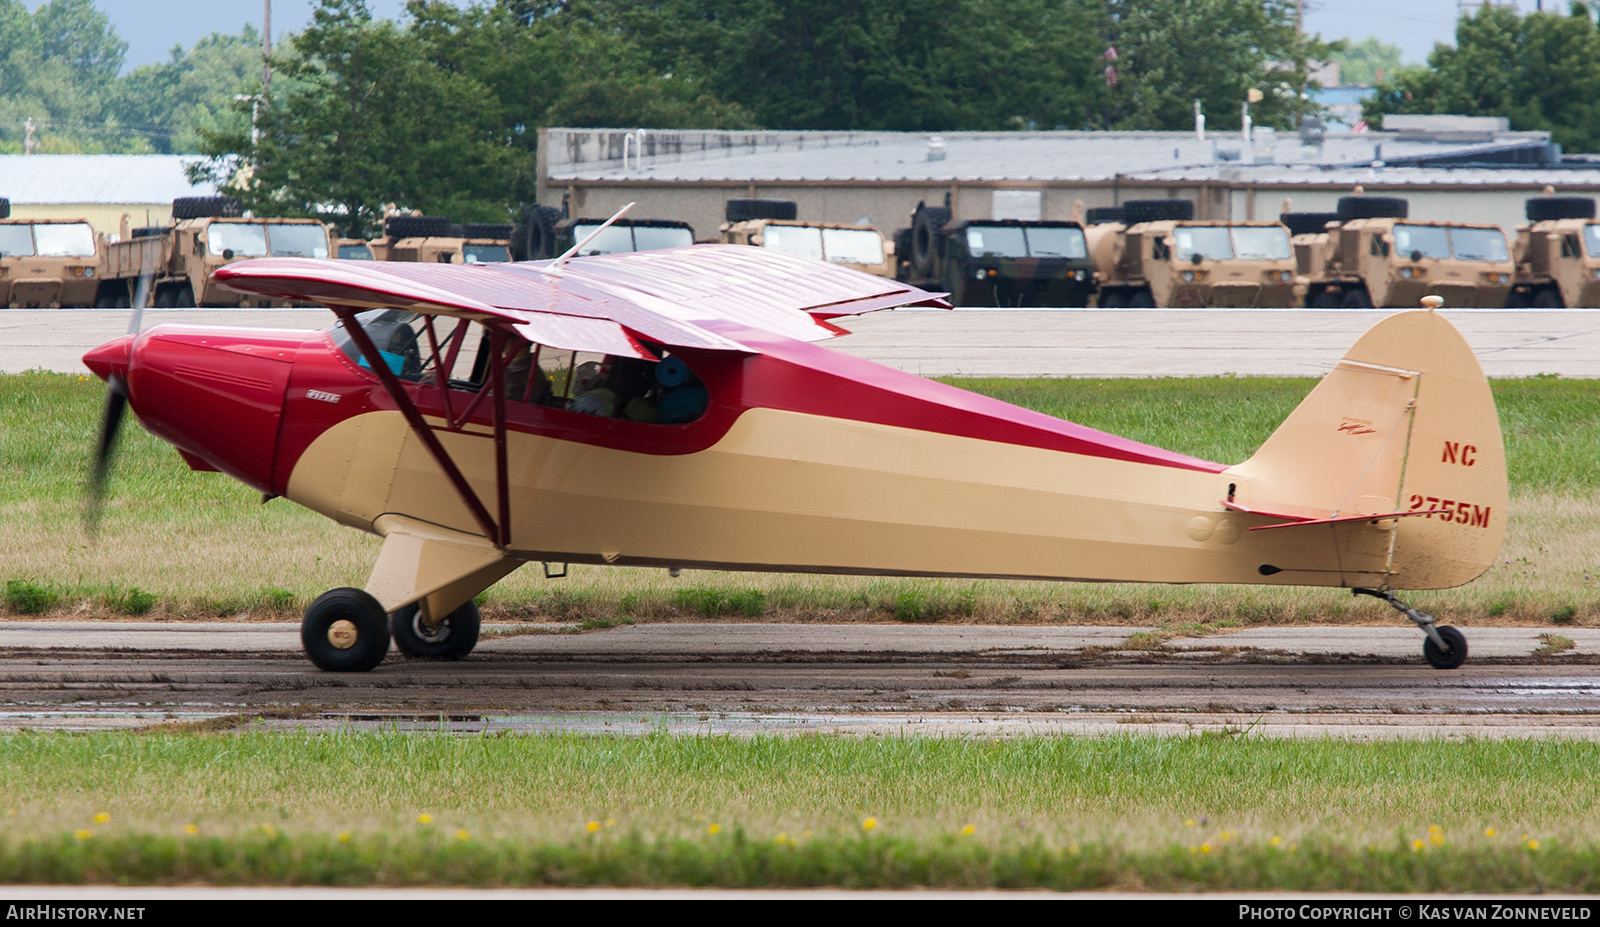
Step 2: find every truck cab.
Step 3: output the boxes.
[1085,201,1295,308]
[720,199,894,278]
[0,212,102,308]
[895,202,1095,307]
[1509,195,1600,308]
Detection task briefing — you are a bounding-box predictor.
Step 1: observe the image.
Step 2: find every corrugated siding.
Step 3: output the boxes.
[0,155,217,204]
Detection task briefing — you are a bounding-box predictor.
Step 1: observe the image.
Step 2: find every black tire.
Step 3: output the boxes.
[1336,196,1408,220]
[1281,212,1341,237]
[391,599,481,660]
[113,287,130,309]
[911,205,951,277]
[524,206,561,259]
[0,197,9,219]
[1098,289,1127,309]
[1525,197,1596,222]
[384,215,453,239]
[1085,206,1125,225]
[1341,287,1373,309]
[892,228,913,265]
[462,222,513,240]
[154,285,176,309]
[1127,289,1156,308]
[1533,288,1563,308]
[1122,199,1194,223]
[1310,289,1340,308]
[172,195,243,220]
[725,198,797,222]
[1423,625,1468,670]
[174,283,195,308]
[130,226,165,239]
[301,587,390,672]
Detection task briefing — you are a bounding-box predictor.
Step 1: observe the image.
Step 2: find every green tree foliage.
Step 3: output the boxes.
[106,28,270,155]
[1329,36,1403,87]
[1364,3,1600,151]
[0,0,134,153]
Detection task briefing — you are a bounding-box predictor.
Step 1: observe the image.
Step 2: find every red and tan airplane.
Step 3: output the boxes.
[81,241,1507,672]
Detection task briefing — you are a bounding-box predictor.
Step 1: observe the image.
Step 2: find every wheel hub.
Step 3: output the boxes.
[327,619,358,650]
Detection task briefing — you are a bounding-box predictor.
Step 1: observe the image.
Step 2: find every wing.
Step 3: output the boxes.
[212,244,949,356]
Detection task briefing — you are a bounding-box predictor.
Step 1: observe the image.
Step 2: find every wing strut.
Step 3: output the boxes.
[332,306,511,548]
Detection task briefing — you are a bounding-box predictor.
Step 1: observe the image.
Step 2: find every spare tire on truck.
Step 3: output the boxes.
[1336,196,1408,220]
[910,204,951,277]
[522,205,562,259]
[1085,206,1125,225]
[725,198,798,222]
[463,223,514,240]
[172,195,244,219]
[130,226,166,239]
[1280,212,1341,237]
[1122,199,1194,223]
[0,197,9,219]
[384,215,453,239]
[1525,197,1596,221]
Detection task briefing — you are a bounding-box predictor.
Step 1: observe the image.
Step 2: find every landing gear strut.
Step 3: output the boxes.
[1354,588,1468,670]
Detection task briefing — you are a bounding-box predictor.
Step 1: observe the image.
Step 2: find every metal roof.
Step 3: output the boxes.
[545,127,1565,185]
[0,154,217,204]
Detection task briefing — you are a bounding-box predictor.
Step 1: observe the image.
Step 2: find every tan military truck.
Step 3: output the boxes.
[0,198,104,308]
[97,196,334,307]
[1083,199,1296,308]
[718,199,895,277]
[1290,195,1513,308]
[1508,194,1600,308]
[378,215,514,265]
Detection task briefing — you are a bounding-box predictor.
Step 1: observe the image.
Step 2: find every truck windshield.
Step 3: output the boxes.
[631,225,692,250]
[762,225,824,260]
[822,228,885,264]
[1025,226,1087,258]
[1449,227,1509,262]
[267,224,329,258]
[965,226,1028,258]
[570,223,634,255]
[1173,226,1234,261]
[337,243,373,260]
[1230,226,1292,260]
[33,223,97,256]
[1392,225,1451,260]
[1585,225,1600,258]
[463,244,511,264]
[0,225,33,256]
[207,222,269,257]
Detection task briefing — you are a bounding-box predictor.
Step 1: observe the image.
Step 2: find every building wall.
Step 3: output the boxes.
[8,203,174,239]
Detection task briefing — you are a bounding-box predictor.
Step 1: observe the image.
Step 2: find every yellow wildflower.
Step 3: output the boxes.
[417,814,432,825]
[455,829,470,841]
[708,823,721,835]
[74,830,91,840]
[1485,827,1497,837]
[961,825,975,836]
[93,813,110,824]
[862,817,878,831]
[586,821,600,833]
[183,824,199,836]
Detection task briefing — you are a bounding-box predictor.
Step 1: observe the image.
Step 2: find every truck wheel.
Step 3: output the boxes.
[175,284,195,308]
[172,196,243,220]
[1281,212,1341,237]
[1341,287,1373,309]
[1085,206,1125,225]
[1533,288,1563,308]
[154,285,176,309]
[1122,199,1194,223]
[0,197,8,219]
[1128,289,1156,308]
[1310,290,1339,308]
[384,215,453,239]
[725,199,797,222]
[1098,289,1127,309]
[1525,197,1595,222]
[911,205,951,277]
[1336,196,1408,220]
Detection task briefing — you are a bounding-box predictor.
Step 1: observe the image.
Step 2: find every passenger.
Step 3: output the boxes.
[568,360,617,416]
[655,356,708,424]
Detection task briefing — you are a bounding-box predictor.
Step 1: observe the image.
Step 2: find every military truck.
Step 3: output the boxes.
[97,196,334,307]
[519,202,695,261]
[1083,199,1297,308]
[893,201,1096,307]
[1508,194,1600,308]
[718,198,894,278]
[1289,194,1513,308]
[335,238,376,260]
[0,197,105,308]
[377,215,514,265]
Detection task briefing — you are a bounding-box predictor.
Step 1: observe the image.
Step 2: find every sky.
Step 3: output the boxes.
[30,0,1551,72]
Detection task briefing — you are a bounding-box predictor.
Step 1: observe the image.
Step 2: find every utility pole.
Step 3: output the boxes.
[23,117,35,155]
[263,0,272,97]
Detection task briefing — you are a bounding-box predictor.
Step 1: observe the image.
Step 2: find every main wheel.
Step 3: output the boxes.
[391,599,481,660]
[301,588,390,672]
[1423,625,1468,670]
[1341,287,1373,309]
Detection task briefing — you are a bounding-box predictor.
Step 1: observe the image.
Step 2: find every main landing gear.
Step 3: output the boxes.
[1354,588,1468,670]
[301,590,482,671]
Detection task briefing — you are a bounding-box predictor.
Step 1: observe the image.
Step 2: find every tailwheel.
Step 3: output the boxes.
[1423,625,1468,671]
[301,588,390,672]
[391,599,480,660]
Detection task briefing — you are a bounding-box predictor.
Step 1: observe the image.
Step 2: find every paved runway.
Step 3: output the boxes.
[5,307,1600,377]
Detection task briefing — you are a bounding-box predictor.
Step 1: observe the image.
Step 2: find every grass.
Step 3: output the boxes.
[3,371,1599,625]
[0,730,1596,890]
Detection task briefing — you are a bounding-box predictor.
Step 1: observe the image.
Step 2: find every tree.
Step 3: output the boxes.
[0,0,135,153]
[1330,36,1403,87]
[1364,3,1600,152]
[106,27,267,154]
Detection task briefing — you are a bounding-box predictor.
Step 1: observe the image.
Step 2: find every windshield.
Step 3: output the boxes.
[1585,225,1600,258]
[0,224,35,257]
[570,223,634,256]
[330,309,426,381]
[338,243,373,260]
[1392,224,1451,260]
[1450,227,1509,262]
[762,225,824,261]
[266,224,329,258]
[631,225,692,251]
[32,223,97,256]
[1025,226,1087,258]
[1173,226,1234,261]
[822,227,886,264]
[463,244,511,264]
[965,226,1028,258]
[1230,226,1292,260]
[207,222,268,257]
